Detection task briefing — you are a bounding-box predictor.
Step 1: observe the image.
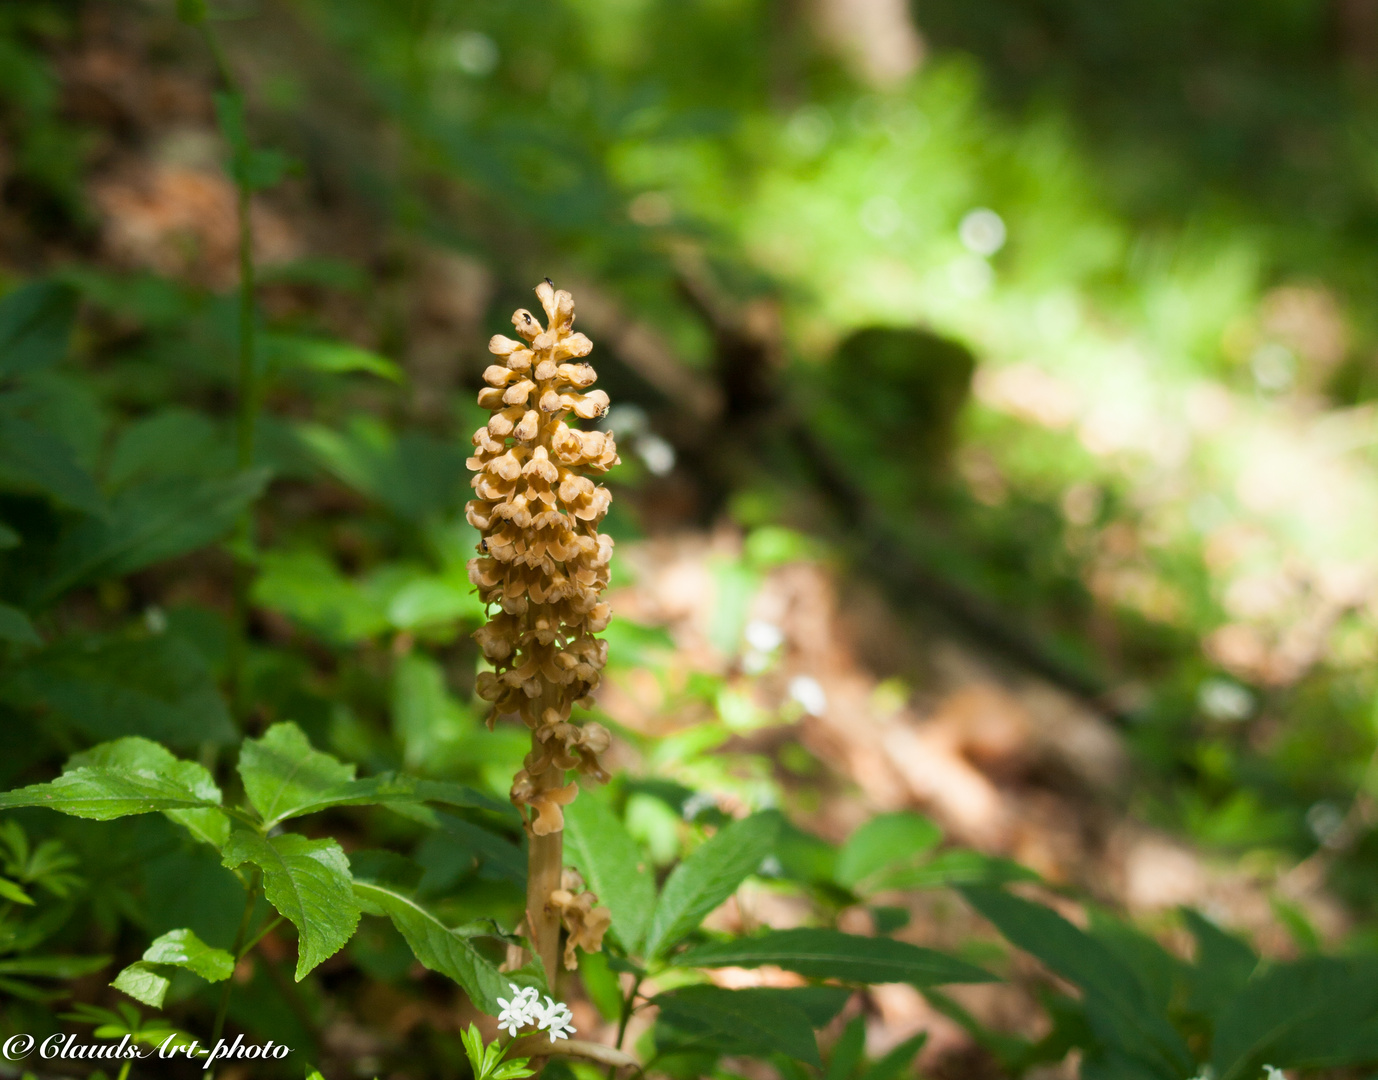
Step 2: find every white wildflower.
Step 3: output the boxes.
[1262,1068,1286,1080]
[496,983,539,1036]
[535,995,576,1042]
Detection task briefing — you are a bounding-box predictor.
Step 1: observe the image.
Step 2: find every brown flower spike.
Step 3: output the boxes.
[467,280,617,975]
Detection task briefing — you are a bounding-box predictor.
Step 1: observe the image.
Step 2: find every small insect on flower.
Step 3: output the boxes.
[496,983,540,1036]
[535,995,576,1043]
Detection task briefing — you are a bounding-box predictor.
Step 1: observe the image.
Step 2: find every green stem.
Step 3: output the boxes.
[116,1057,132,1080]
[238,913,283,958]
[605,975,643,1079]
[195,20,259,717]
[227,173,257,715]
[208,872,259,1079]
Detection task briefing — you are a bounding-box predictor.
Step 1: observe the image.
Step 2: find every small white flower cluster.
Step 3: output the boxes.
[496,984,577,1043]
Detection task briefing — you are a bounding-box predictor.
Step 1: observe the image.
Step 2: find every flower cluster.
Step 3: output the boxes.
[495,984,577,1043]
[467,280,617,836]
[548,867,612,970]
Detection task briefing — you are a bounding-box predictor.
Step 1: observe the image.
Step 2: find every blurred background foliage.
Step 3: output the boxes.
[4,0,1378,1073]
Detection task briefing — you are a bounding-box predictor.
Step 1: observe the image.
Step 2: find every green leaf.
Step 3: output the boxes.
[1210,956,1378,1079]
[461,1024,487,1079]
[238,722,357,826]
[352,880,535,1014]
[1181,908,1257,1019]
[296,417,467,521]
[262,333,402,382]
[0,737,223,821]
[0,414,103,515]
[174,0,207,25]
[0,280,78,378]
[755,986,852,1026]
[652,984,821,1065]
[863,850,1038,892]
[0,976,65,1002]
[0,603,40,646]
[110,962,171,1009]
[0,635,237,750]
[563,790,655,953]
[250,549,391,644]
[238,721,509,828]
[858,1033,927,1080]
[0,876,33,904]
[835,812,942,890]
[0,954,110,978]
[644,810,782,959]
[141,928,235,982]
[111,928,234,1008]
[671,927,995,987]
[74,737,229,847]
[962,887,1191,1079]
[39,470,270,603]
[222,830,361,980]
[105,409,227,491]
[825,1016,866,1080]
[387,576,486,630]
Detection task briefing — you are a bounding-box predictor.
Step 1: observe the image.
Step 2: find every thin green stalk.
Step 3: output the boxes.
[208,872,260,1078]
[226,174,258,714]
[606,975,643,1079]
[238,912,283,957]
[194,19,259,715]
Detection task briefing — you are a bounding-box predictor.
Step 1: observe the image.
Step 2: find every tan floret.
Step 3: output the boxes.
[467,280,619,837]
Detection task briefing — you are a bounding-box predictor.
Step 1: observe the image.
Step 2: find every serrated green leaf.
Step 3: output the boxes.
[563,790,655,953]
[1210,956,1378,1079]
[835,812,942,890]
[352,880,536,1014]
[111,925,233,1009]
[142,928,234,982]
[0,736,223,821]
[962,887,1191,1079]
[672,927,995,987]
[644,810,782,959]
[222,830,360,980]
[111,961,171,1009]
[237,721,504,827]
[0,636,237,750]
[73,737,229,847]
[652,984,821,1065]
[0,280,78,378]
[38,469,269,603]
[237,721,357,826]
